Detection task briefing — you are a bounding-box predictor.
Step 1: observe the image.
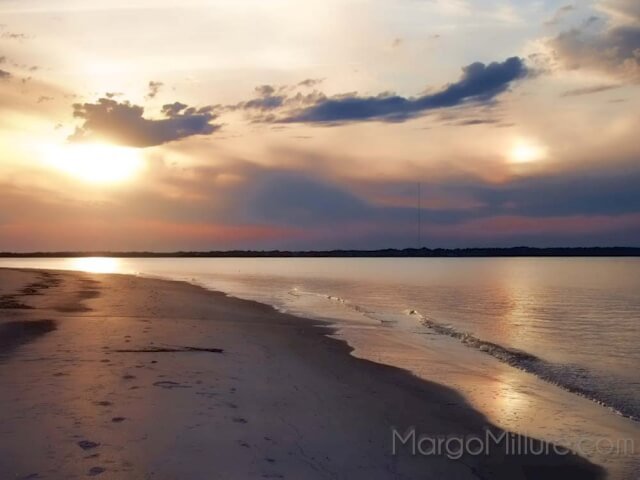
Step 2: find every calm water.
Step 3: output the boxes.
[2,257,639,477]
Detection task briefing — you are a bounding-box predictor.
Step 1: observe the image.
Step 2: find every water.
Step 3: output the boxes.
[2,257,639,477]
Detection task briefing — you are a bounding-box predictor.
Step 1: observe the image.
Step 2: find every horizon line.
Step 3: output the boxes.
[2,246,640,258]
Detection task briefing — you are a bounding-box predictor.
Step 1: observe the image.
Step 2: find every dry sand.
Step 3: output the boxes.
[0,268,603,479]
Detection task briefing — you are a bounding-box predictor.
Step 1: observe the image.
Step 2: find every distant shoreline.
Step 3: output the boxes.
[1,247,640,258]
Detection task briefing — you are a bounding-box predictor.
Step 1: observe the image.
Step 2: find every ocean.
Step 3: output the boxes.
[2,256,639,477]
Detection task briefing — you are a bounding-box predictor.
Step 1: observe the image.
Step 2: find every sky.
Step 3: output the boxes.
[0,0,639,251]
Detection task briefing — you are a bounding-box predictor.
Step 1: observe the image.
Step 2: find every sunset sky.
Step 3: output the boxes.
[1,0,639,251]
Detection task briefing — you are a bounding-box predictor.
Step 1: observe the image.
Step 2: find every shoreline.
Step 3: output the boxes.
[0,267,605,479]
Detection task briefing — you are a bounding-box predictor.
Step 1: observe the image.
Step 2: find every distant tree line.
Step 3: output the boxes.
[1,247,640,257]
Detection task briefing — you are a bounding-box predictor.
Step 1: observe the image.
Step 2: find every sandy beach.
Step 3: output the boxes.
[0,268,603,479]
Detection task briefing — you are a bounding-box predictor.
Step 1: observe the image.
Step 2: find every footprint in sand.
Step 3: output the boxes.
[87,466,105,476]
[77,440,100,450]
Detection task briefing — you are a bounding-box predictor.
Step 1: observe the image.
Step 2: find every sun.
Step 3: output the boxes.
[41,142,144,184]
[509,139,547,165]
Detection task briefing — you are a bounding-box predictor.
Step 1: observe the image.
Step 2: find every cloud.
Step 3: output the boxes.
[1,32,28,40]
[549,0,640,81]
[69,98,221,147]
[250,174,371,225]
[161,101,189,116]
[233,84,322,113]
[297,78,323,88]
[229,83,327,122]
[5,140,640,250]
[280,57,528,124]
[561,84,621,96]
[544,4,575,26]
[464,169,640,218]
[0,69,10,80]
[178,159,640,248]
[146,80,163,99]
[601,0,640,22]
[226,59,526,126]
[242,85,287,111]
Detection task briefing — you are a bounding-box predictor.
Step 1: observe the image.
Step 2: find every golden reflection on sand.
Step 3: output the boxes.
[492,369,533,425]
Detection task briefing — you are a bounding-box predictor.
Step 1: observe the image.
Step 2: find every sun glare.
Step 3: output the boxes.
[509,139,547,165]
[41,143,143,184]
[69,257,121,274]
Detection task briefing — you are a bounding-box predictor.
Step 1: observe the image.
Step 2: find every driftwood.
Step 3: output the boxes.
[112,346,223,354]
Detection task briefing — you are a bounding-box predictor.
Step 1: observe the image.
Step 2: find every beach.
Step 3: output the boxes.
[0,267,603,479]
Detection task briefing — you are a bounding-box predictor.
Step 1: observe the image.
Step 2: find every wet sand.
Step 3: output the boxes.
[0,268,604,479]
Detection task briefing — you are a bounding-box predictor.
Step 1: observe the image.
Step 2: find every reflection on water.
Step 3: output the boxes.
[68,257,122,274]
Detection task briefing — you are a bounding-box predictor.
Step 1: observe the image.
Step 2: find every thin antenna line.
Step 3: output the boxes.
[418,182,421,249]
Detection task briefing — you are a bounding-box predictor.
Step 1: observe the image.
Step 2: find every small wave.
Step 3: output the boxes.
[288,288,396,324]
[288,290,639,421]
[409,310,639,422]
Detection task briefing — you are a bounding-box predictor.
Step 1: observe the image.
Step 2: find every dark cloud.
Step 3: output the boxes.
[463,169,640,219]
[179,162,640,248]
[239,157,640,230]
[244,95,286,111]
[69,98,221,147]
[161,101,189,116]
[549,0,640,80]
[280,57,528,124]
[234,85,287,112]
[0,69,10,80]
[229,83,327,123]
[146,80,163,99]
[250,174,371,225]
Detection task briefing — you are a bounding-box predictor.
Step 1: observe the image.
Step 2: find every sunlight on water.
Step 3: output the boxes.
[68,257,122,274]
